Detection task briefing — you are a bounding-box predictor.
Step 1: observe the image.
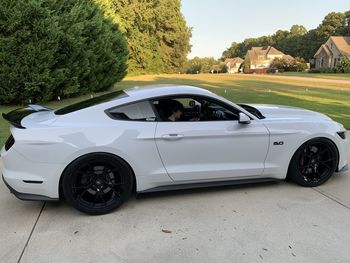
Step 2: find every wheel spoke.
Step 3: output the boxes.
[93,192,99,206]
[77,188,89,199]
[318,161,331,169]
[72,184,91,190]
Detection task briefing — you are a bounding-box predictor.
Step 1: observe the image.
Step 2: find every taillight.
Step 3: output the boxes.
[4,135,15,151]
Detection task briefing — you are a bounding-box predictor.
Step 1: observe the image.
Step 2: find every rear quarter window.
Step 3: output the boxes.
[106,101,156,121]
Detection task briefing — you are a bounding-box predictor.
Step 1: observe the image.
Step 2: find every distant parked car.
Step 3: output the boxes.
[2,85,349,214]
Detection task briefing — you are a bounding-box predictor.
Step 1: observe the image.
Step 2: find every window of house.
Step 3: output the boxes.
[106,101,156,121]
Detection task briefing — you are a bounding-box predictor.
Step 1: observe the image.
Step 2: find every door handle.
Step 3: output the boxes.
[161,134,185,140]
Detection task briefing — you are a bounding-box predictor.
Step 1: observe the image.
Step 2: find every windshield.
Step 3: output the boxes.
[55,91,128,115]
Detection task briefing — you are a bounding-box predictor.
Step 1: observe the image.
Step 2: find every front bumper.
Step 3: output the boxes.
[338,164,349,173]
[2,174,57,201]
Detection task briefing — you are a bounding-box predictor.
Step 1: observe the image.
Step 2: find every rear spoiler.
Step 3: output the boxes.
[2,104,51,129]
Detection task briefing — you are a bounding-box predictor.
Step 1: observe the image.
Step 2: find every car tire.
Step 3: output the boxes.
[287,138,338,187]
[62,153,133,215]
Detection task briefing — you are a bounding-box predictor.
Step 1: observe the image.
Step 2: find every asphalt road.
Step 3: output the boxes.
[1,133,350,263]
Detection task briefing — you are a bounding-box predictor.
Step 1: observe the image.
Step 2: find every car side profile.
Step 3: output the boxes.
[1,85,349,214]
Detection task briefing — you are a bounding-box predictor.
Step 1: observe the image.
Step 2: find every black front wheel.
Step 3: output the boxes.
[62,153,133,215]
[288,138,338,187]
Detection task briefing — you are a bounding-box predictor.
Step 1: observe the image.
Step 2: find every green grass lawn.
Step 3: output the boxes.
[1,73,349,146]
[277,72,350,80]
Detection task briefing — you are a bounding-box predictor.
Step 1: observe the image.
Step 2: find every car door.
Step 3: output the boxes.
[105,101,174,187]
[154,96,269,182]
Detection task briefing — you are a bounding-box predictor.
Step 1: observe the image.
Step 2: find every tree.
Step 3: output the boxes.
[290,25,307,36]
[155,0,192,72]
[272,30,289,47]
[317,12,345,40]
[184,57,218,74]
[0,0,128,104]
[99,0,191,74]
[299,29,320,59]
[221,42,239,60]
[339,11,350,36]
[277,25,308,58]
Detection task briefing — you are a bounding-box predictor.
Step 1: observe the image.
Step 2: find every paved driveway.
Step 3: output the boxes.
[1,133,350,263]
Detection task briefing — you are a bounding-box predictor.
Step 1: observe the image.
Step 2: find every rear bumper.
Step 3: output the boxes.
[1,147,63,199]
[2,174,58,201]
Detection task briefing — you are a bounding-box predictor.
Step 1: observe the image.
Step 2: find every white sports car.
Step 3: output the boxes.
[1,85,349,214]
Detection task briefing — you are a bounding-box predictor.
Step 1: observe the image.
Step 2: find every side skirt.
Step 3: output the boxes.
[138,178,279,194]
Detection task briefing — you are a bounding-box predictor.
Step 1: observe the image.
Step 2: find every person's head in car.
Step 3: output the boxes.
[164,100,184,121]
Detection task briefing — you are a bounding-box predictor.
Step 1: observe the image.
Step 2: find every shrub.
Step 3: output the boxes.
[308,69,321,73]
[0,0,128,104]
[219,64,228,73]
[319,67,336,73]
[186,65,202,74]
[271,57,308,72]
[336,57,350,73]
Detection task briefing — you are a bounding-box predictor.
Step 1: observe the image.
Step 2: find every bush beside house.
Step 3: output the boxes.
[271,57,308,72]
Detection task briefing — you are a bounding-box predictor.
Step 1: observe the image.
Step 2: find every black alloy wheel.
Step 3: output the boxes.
[62,153,133,214]
[288,138,338,187]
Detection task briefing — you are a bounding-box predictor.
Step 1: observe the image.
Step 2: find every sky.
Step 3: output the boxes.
[181,0,350,59]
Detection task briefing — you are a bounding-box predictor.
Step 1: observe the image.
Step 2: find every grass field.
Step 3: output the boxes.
[277,72,350,80]
[1,73,349,146]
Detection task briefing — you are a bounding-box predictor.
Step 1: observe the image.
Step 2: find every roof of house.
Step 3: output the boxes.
[246,46,288,62]
[224,57,244,66]
[330,36,350,56]
[282,54,295,60]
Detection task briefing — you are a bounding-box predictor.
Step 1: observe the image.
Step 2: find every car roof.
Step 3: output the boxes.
[123,85,214,100]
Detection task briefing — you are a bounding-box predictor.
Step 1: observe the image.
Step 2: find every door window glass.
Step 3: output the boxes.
[153,96,240,122]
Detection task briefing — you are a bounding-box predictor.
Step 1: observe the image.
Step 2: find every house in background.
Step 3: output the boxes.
[224,57,244,73]
[314,36,350,68]
[244,46,293,73]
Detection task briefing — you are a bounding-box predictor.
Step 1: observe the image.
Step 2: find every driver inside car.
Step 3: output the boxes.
[164,99,184,121]
[161,99,200,121]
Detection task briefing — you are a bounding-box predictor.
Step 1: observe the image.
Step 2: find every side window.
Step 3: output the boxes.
[107,101,156,121]
[153,96,240,122]
[200,99,239,121]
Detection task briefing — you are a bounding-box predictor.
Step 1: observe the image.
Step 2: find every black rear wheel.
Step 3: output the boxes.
[62,153,133,214]
[288,138,338,187]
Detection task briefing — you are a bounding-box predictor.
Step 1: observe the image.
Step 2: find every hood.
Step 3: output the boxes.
[249,104,332,121]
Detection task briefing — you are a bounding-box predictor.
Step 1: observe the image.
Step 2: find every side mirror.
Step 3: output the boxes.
[238,112,251,124]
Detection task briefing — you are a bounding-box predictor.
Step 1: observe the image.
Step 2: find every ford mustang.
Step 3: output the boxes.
[1,85,349,214]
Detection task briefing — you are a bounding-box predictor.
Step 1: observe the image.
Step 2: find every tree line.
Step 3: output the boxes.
[222,11,350,60]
